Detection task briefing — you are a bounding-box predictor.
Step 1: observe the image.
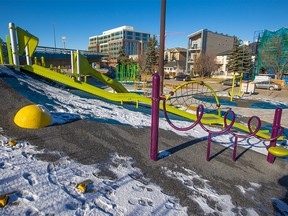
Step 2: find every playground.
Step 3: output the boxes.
[0,22,288,214]
[0,73,288,215]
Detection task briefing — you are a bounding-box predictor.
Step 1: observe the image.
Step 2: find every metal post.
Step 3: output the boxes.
[62,36,66,51]
[41,56,45,67]
[206,133,212,161]
[150,73,160,161]
[76,50,81,81]
[25,46,32,65]
[53,24,56,51]
[241,41,244,74]
[159,0,166,95]
[71,51,74,75]
[267,108,282,163]
[6,35,13,65]
[232,136,238,161]
[8,22,20,70]
[0,39,3,64]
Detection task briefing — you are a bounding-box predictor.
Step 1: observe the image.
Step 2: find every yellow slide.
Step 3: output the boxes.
[23,64,145,103]
[21,64,277,140]
[22,64,223,125]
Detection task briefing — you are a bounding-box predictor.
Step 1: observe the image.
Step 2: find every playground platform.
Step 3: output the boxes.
[0,78,287,215]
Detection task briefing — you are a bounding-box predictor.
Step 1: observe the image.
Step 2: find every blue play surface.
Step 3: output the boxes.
[194,97,237,107]
[250,102,288,109]
[194,96,288,109]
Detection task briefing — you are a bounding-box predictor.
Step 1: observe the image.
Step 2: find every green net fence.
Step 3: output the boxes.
[255,27,288,80]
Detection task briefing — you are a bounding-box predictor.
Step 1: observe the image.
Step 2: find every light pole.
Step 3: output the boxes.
[62,36,66,51]
[159,0,166,95]
[53,24,56,51]
[241,40,245,75]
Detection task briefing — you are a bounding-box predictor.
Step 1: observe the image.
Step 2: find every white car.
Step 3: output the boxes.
[254,81,282,90]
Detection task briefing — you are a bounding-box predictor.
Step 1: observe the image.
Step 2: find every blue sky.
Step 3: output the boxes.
[0,0,287,50]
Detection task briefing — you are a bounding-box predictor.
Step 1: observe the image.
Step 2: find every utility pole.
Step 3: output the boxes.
[159,0,166,95]
[53,24,56,51]
[62,36,66,50]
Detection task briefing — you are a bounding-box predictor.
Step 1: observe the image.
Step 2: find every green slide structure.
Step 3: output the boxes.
[21,64,277,140]
[72,53,129,93]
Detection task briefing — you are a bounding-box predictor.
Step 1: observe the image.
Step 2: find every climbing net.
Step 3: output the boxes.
[165,81,221,116]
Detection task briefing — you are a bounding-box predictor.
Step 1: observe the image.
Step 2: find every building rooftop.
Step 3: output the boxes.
[188,29,234,38]
[169,47,187,52]
[103,26,134,35]
[89,26,150,39]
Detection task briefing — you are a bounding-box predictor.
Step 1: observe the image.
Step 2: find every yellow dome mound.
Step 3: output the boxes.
[14,104,52,129]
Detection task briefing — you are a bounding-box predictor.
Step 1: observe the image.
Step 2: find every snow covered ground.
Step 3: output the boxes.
[0,65,287,215]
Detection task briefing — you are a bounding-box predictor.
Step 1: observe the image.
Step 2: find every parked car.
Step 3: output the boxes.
[174,74,191,81]
[254,81,282,90]
[220,78,240,87]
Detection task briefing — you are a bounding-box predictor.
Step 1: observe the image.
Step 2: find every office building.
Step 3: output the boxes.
[88,26,150,64]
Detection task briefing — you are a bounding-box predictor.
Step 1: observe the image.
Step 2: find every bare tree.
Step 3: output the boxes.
[135,53,146,72]
[259,35,288,79]
[194,53,217,77]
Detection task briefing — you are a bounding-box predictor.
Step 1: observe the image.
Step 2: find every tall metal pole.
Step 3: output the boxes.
[9,22,20,70]
[159,0,166,95]
[53,24,56,51]
[71,51,74,74]
[76,50,81,81]
[62,36,66,50]
[241,40,245,75]
[25,46,32,65]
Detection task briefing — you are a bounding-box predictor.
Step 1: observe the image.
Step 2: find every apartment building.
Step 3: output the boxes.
[164,47,187,73]
[186,29,234,75]
[214,50,231,78]
[88,26,150,64]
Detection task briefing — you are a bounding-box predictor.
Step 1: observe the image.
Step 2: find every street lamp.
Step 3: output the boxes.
[62,36,66,50]
[241,40,244,75]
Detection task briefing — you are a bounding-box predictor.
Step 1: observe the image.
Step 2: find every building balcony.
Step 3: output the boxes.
[187,59,194,63]
[188,46,202,51]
